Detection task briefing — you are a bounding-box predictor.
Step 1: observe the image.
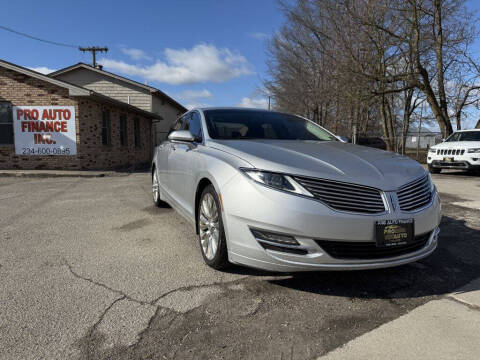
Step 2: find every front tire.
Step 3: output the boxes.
[197,185,229,270]
[428,164,441,174]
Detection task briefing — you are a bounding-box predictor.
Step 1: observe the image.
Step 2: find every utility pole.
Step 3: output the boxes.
[79,46,108,68]
[268,95,271,110]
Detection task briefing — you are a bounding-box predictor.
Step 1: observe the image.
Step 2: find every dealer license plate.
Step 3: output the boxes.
[375,219,414,247]
[444,157,454,162]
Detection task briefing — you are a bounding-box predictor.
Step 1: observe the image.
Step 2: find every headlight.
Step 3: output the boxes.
[428,148,437,154]
[467,148,480,153]
[241,169,313,197]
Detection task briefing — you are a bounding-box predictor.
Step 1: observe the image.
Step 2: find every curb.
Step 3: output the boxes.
[0,172,127,178]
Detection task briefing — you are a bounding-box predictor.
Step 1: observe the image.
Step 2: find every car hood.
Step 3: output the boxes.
[209,140,426,191]
[432,141,480,149]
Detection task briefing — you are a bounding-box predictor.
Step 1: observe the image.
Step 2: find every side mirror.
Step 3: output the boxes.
[168,130,195,142]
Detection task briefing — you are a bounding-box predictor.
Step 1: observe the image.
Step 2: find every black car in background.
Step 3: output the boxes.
[356,137,387,150]
[339,137,387,150]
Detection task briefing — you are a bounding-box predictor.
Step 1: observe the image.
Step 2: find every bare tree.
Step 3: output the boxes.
[265,0,479,145]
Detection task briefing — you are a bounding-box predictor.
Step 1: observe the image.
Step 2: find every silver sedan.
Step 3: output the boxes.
[151,108,441,272]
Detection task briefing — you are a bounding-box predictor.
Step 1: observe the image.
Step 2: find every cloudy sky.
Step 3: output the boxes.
[0,0,284,110]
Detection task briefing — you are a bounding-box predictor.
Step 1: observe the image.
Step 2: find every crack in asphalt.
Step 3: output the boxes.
[64,258,254,353]
[150,277,247,305]
[127,307,177,350]
[64,260,148,305]
[90,295,127,333]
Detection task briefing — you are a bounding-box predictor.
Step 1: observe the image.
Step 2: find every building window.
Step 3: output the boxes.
[134,118,141,148]
[120,115,128,146]
[101,110,111,145]
[0,102,14,144]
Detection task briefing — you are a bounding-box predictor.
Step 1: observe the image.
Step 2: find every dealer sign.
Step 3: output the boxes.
[13,106,77,155]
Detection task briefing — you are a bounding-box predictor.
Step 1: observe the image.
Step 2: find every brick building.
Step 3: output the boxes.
[0,59,173,170]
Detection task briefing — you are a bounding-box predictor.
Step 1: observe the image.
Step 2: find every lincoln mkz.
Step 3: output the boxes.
[152,108,441,272]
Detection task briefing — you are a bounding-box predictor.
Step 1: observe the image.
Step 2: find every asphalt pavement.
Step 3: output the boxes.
[0,170,479,360]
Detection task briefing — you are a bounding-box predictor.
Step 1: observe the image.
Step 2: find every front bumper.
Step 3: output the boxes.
[220,173,442,272]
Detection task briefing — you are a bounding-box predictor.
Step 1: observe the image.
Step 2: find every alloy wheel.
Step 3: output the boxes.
[152,171,159,202]
[199,193,219,260]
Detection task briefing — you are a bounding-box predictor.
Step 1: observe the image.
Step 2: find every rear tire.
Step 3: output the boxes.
[197,185,229,270]
[428,164,441,174]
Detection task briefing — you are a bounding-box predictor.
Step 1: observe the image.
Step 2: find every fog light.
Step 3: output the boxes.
[250,229,299,245]
[473,158,478,161]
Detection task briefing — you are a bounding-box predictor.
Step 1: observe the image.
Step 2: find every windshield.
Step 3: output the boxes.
[446,131,480,142]
[203,109,338,141]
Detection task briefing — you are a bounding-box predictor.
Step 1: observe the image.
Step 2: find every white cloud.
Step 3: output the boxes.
[99,44,253,85]
[238,97,269,109]
[28,66,55,74]
[249,32,269,40]
[120,47,152,61]
[176,89,213,101]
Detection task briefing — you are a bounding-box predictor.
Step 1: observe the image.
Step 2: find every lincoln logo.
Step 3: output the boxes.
[390,193,398,212]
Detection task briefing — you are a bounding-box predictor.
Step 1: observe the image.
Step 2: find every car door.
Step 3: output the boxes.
[166,113,193,211]
[181,111,204,217]
[160,116,184,198]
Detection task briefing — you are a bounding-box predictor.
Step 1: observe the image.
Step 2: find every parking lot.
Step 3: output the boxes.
[1,171,479,360]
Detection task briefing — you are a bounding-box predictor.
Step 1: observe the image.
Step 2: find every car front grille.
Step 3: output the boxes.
[292,176,385,214]
[437,149,465,155]
[397,175,432,211]
[315,231,431,260]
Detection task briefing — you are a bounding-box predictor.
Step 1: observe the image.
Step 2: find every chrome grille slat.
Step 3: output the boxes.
[397,175,432,211]
[399,193,431,207]
[397,183,430,198]
[293,176,385,214]
[317,198,385,208]
[399,197,432,211]
[397,179,428,193]
[296,179,379,195]
[299,182,380,197]
[398,189,430,203]
[307,190,386,204]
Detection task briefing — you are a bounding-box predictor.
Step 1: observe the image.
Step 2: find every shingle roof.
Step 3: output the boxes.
[49,63,187,112]
[0,59,163,120]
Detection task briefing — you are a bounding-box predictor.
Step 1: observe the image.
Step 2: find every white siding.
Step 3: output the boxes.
[54,68,152,111]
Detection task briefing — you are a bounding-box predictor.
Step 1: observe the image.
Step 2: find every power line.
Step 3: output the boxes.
[0,25,78,48]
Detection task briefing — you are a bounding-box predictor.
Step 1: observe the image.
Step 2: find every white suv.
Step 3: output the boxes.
[427,129,480,174]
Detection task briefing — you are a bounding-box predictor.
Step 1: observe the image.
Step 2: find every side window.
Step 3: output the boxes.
[101,110,111,145]
[134,118,141,148]
[185,111,203,141]
[0,102,13,144]
[119,115,128,146]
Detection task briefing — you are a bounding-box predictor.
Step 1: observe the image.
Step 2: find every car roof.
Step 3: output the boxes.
[454,129,480,132]
[196,107,271,112]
